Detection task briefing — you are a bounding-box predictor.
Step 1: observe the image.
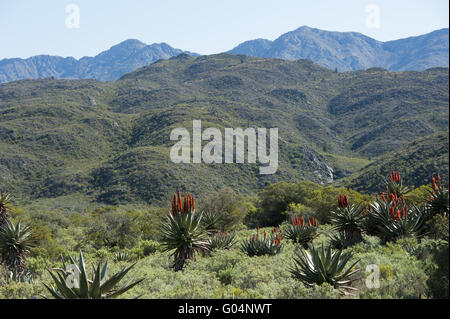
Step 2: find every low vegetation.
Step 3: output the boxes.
[0,171,448,299]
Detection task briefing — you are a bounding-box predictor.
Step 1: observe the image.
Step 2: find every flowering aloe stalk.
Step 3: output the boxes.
[162,191,209,271]
[330,194,364,248]
[240,226,282,256]
[284,215,318,248]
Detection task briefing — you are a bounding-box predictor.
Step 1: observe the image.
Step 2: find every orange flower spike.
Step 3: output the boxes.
[401,207,406,219]
[432,177,437,190]
[390,207,395,218]
[177,189,182,212]
[397,172,401,183]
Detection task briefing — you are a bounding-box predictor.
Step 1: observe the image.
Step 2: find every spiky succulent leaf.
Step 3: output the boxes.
[290,245,360,294]
[161,210,209,271]
[43,251,143,299]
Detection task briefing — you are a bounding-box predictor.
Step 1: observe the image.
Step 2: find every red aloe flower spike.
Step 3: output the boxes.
[177,189,182,212]
[432,177,437,190]
[390,207,395,218]
[397,172,401,183]
[401,207,405,219]
[301,216,304,227]
[396,209,400,220]
[264,230,266,239]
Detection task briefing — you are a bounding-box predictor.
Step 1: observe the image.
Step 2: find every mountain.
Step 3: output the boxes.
[0,54,448,210]
[229,26,449,71]
[343,132,449,193]
[0,40,197,83]
[1,27,448,85]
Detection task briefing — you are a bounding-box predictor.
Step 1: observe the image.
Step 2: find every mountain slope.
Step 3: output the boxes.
[343,132,449,193]
[0,40,197,83]
[0,54,448,208]
[229,26,449,71]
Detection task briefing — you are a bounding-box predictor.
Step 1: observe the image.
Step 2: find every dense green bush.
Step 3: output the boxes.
[200,187,253,231]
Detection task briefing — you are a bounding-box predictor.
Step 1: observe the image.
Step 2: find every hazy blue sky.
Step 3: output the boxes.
[0,0,448,59]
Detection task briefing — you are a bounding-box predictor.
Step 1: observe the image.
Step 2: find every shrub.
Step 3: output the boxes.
[200,188,252,230]
[217,267,234,285]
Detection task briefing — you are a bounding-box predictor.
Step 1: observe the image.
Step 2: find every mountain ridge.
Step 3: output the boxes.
[0,41,198,83]
[0,26,448,84]
[229,26,449,71]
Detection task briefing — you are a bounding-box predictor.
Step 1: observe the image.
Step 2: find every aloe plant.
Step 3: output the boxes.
[382,170,412,198]
[289,245,360,295]
[161,191,209,271]
[284,215,318,248]
[427,174,449,217]
[330,195,365,247]
[113,251,132,262]
[0,192,12,228]
[43,251,144,299]
[328,231,347,250]
[202,210,222,233]
[241,226,282,256]
[207,232,236,251]
[369,199,424,242]
[0,219,36,275]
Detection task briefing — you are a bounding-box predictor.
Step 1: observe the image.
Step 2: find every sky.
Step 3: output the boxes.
[0,0,448,60]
